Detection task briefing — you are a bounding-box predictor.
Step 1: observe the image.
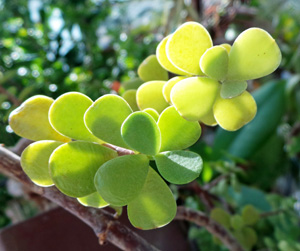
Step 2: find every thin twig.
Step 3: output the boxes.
[0,86,21,106]
[175,206,244,251]
[260,209,286,218]
[203,174,229,190]
[0,146,160,251]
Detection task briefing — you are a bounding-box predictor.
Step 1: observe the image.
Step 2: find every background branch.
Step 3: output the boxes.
[175,206,244,251]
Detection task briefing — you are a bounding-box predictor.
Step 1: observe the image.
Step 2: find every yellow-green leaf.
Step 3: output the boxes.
[9,95,70,142]
[166,22,212,75]
[227,28,281,81]
[137,55,168,82]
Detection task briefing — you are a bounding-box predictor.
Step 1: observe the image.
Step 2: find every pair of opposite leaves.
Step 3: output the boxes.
[10,92,203,229]
[137,22,281,131]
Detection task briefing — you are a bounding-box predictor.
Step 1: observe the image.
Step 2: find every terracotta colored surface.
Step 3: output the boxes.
[0,207,190,251]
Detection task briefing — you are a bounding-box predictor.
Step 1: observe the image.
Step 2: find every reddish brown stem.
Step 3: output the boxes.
[175,206,244,251]
[0,146,159,251]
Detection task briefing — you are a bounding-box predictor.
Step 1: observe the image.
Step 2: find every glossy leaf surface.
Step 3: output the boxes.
[155,150,202,184]
[166,22,212,75]
[158,106,201,151]
[77,192,109,209]
[227,28,281,81]
[137,55,168,82]
[49,92,101,142]
[50,141,117,197]
[84,94,132,148]
[213,91,257,131]
[94,154,149,207]
[136,81,169,113]
[171,77,220,121]
[127,167,176,230]
[21,140,63,187]
[200,45,228,81]
[9,95,70,142]
[121,112,161,155]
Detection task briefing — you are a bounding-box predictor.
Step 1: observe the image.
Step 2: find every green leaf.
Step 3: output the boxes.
[84,94,132,148]
[242,205,260,226]
[220,80,248,99]
[227,28,281,81]
[213,80,286,159]
[171,77,220,121]
[9,95,70,142]
[137,55,168,82]
[143,108,159,122]
[49,141,117,198]
[94,154,149,206]
[119,78,143,94]
[213,91,257,131]
[156,35,188,75]
[155,150,202,184]
[121,89,139,111]
[166,22,212,75]
[77,192,109,209]
[136,81,169,113]
[210,208,231,229]
[199,108,217,126]
[230,215,244,230]
[163,76,187,104]
[127,167,177,230]
[221,43,231,53]
[21,140,63,187]
[121,112,161,155]
[49,92,102,143]
[158,106,201,151]
[200,45,229,81]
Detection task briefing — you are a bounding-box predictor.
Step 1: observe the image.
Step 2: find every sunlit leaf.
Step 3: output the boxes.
[166,22,212,75]
[49,141,117,197]
[213,91,257,131]
[138,55,168,82]
[127,167,177,230]
[9,95,70,142]
[171,77,220,121]
[220,80,247,99]
[163,76,187,104]
[121,112,161,155]
[158,106,201,151]
[156,35,188,75]
[155,150,202,184]
[122,89,139,111]
[221,43,231,53]
[84,94,132,148]
[94,154,149,206]
[136,81,169,113]
[21,140,63,187]
[200,45,228,81]
[199,108,217,126]
[49,92,102,143]
[143,108,159,122]
[227,28,281,81]
[77,192,109,209]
